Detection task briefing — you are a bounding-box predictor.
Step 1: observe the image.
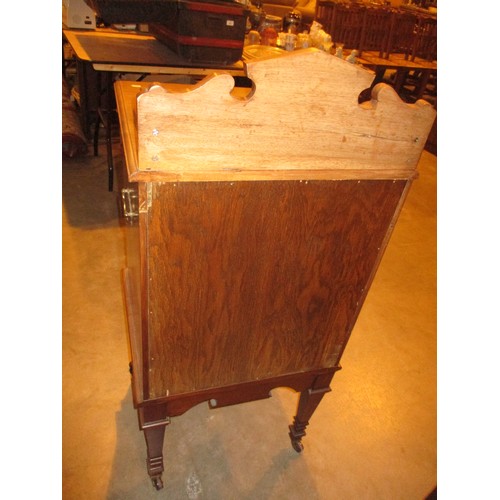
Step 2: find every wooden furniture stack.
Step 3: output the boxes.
[314,2,437,112]
[315,1,437,62]
[114,48,435,490]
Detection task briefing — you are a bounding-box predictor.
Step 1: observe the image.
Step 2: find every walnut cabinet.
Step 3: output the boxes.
[114,49,435,489]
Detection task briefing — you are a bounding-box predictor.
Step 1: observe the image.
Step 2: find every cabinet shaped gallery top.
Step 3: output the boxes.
[115,48,436,182]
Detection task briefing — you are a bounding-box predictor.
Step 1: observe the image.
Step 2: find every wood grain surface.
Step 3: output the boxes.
[113,48,436,403]
[145,179,407,398]
[132,48,435,180]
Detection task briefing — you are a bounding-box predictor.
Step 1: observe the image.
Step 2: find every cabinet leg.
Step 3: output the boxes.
[139,406,170,490]
[144,423,168,489]
[288,371,336,452]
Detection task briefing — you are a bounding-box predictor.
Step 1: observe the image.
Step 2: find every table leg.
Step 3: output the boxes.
[77,60,92,139]
[93,72,102,157]
[288,370,336,452]
[413,69,431,101]
[393,69,409,93]
[372,66,387,86]
[105,72,114,192]
[92,71,115,190]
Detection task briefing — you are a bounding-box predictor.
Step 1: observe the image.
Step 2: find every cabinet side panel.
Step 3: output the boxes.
[146,180,406,398]
[120,180,148,403]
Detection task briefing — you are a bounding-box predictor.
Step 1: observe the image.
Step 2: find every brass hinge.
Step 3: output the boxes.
[121,187,139,220]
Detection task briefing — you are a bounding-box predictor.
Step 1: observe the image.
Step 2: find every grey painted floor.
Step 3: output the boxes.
[62,143,436,499]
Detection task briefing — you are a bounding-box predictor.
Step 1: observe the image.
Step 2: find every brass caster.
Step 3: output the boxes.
[291,438,304,453]
[152,476,164,490]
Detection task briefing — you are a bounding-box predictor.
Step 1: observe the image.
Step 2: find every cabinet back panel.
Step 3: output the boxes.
[146,180,406,398]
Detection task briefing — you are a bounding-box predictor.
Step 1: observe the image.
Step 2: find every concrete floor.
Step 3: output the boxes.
[62,142,437,499]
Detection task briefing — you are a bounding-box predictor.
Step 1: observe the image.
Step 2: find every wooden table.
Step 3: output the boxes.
[62,27,246,190]
[114,48,436,489]
[357,50,437,101]
[63,28,246,76]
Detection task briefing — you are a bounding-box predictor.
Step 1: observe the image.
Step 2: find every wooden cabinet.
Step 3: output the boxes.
[114,49,435,489]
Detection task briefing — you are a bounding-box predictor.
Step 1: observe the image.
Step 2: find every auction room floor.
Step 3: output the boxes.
[62,142,437,499]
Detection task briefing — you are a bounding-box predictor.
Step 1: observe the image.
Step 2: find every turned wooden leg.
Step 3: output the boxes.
[138,405,170,490]
[289,370,337,452]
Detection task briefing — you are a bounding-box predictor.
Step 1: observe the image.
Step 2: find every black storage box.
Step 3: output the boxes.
[85,0,164,23]
[149,0,247,65]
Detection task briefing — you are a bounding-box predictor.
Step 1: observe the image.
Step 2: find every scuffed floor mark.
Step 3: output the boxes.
[186,471,202,499]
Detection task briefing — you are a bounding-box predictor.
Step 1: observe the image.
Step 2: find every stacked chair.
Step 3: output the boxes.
[327,2,365,50]
[357,6,393,58]
[314,1,437,105]
[384,10,419,60]
[315,1,437,63]
[411,14,437,61]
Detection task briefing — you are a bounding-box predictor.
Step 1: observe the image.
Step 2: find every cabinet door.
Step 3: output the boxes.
[144,179,409,399]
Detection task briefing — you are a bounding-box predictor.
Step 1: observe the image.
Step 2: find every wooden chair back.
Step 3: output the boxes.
[358,7,393,57]
[314,2,437,62]
[411,15,437,61]
[315,0,336,34]
[330,2,366,49]
[385,10,418,59]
